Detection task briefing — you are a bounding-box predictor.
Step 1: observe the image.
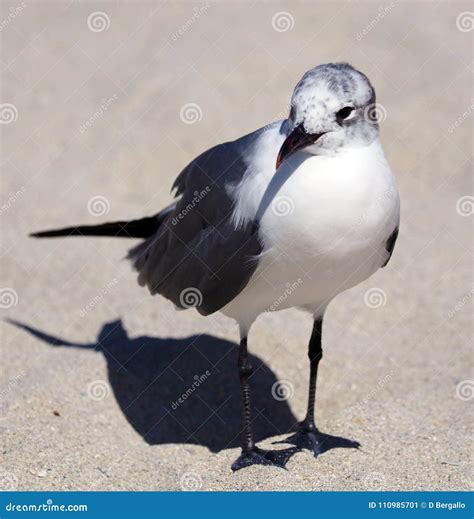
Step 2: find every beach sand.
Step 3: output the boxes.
[1,0,472,491]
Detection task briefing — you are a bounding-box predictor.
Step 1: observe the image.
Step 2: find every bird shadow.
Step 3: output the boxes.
[7,318,300,453]
[8,318,361,461]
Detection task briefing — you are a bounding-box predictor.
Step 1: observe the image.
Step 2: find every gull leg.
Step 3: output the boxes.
[301,317,323,435]
[275,317,360,456]
[231,335,295,471]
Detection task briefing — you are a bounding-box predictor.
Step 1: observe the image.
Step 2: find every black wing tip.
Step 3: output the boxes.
[29,230,70,238]
[30,231,47,238]
[29,212,167,240]
[29,226,83,238]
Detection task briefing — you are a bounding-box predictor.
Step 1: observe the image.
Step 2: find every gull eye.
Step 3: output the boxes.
[336,106,354,120]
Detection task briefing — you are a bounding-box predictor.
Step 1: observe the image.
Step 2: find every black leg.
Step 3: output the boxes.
[231,336,296,471]
[301,317,323,433]
[237,335,254,452]
[275,317,360,457]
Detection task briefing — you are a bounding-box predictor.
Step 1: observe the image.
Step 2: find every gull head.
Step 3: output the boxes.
[276,63,379,169]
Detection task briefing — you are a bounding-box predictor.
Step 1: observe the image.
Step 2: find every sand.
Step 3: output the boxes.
[1,0,472,491]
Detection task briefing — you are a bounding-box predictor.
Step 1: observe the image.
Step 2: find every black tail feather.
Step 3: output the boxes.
[31,215,162,239]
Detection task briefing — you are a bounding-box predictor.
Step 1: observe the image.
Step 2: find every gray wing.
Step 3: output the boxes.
[129,133,263,316]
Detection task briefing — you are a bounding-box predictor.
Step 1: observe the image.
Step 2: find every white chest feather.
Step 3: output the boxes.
[224,137,400,328]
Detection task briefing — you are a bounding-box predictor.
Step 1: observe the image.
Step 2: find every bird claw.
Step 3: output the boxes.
[231,446,297,471]
[274,427,361,458]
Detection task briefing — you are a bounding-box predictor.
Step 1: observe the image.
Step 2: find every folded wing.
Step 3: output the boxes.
[129,134,264,316]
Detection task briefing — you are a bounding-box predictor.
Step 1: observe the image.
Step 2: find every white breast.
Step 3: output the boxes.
[223,137,400,331]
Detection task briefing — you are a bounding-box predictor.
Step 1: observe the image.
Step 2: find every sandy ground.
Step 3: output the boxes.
[1,0,472,491]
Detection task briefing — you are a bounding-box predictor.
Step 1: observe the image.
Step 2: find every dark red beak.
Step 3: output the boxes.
[276,124,325,169]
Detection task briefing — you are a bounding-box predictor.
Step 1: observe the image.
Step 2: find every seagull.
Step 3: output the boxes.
[31,62,400,471]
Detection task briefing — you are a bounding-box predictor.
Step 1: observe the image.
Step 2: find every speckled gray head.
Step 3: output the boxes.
[276,63,379,167]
